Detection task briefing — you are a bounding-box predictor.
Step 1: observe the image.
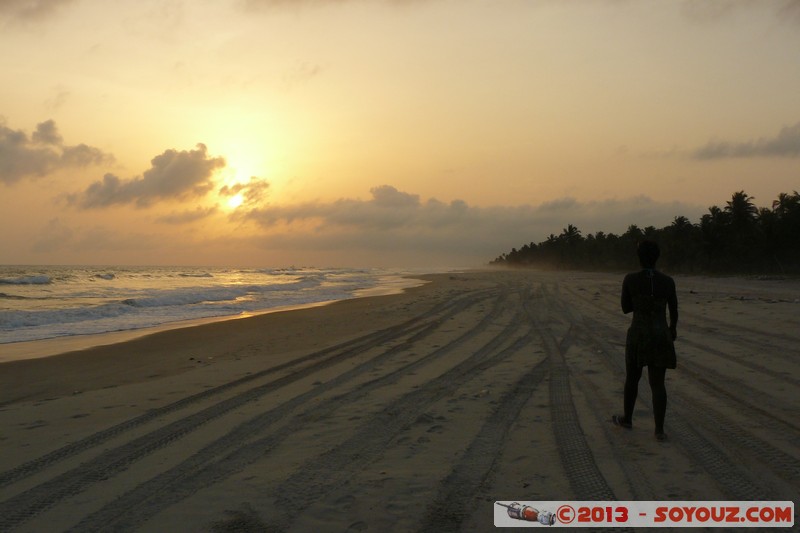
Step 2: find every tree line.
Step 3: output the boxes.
[491,191,800,274]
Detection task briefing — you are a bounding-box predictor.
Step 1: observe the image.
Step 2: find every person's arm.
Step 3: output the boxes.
[668,277,678,340]
[621,275,633,314]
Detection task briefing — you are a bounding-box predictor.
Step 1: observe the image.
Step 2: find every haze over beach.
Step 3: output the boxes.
[2,0,799,268]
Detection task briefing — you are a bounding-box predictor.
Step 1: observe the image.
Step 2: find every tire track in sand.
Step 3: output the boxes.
[0,290,499,532]
[564,284,800,389]
[552,282,784,501]
[0,289,496,490]
[537,284,660,503]
[66,291,518,532]
[415,329,547,532]
[531,284,616,501]
[257,296,530,533]
[560,284,800,439]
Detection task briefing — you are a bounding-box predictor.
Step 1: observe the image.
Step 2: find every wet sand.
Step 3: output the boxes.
[0,270,798,532]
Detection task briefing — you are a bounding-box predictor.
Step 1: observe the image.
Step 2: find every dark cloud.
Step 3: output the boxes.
[60,144,111,166]
[243,185,703,263]
[0,0,76,24]
[72,144,226,208]
[370,185,419,207]
[692,122,800,160]
[219,176,270,206]
[245,185,427,230]
[30,184,705,266]
[31,120,62,145]
[0,119,111,185]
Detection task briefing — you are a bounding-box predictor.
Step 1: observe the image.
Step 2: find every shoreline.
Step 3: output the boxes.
[0,275,429,364]
[0,273,446,406]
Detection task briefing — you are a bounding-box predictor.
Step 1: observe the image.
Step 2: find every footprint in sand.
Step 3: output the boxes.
[346,521,368,532]
[335,494,356,509]
[414,413,436,425]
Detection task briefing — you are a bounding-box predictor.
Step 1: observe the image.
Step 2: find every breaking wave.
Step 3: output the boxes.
[0,266,421,344]
[0,275,52,285]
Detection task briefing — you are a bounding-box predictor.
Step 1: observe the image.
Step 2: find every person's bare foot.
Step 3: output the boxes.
[612,414,632,429]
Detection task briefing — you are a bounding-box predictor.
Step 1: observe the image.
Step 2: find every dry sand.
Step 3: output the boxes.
[0,269,798,532]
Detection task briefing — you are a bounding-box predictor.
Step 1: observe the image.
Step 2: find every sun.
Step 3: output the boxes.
[227,193,244,209]
[213,145,271,211]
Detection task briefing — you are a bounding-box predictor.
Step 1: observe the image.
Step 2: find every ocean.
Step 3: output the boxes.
[0,265,427,346]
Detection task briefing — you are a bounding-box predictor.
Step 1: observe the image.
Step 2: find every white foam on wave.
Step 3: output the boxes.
[0,266,418,345]
[0,275,52,285]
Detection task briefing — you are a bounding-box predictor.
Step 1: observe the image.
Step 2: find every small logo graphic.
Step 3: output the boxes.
[556,504,575,524]
[495,502,556,525]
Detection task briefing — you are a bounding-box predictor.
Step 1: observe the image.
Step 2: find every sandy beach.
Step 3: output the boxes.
[0,269,798,532]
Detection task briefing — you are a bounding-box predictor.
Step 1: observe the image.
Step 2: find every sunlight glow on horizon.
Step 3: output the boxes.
[1,1,799,267]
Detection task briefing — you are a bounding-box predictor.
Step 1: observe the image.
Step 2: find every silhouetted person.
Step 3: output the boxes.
[613,240,678,441]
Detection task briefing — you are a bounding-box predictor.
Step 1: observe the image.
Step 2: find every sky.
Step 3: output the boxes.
[1,0,799,268]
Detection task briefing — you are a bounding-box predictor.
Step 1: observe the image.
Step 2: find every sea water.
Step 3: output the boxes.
[0,265,425,345]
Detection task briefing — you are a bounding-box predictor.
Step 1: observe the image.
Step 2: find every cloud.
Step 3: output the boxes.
[28,185,706,266]
[242,185,704,264]
[156,206,219,225]
[72,144,226,208]
[0,0,76,24]
[219,176,270,206]
[31,120,62,145]
[692,121,800,159]
[44,87,71,112]
[61,144,112,166]
[0,119,112,185]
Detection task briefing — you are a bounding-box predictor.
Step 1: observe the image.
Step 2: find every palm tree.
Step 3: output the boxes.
[489,190,799,273]
[671,215,692,233]
[772,191,798,217]
[561,224,582,245]
[725,190,758,228]
[662,216,696,271]
[623,224,643,240]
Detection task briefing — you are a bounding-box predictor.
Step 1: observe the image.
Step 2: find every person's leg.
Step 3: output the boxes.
[648,366,667,436]
[622,358,643,425]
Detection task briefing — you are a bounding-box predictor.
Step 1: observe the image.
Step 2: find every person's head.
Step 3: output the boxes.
[637,240,660,268]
